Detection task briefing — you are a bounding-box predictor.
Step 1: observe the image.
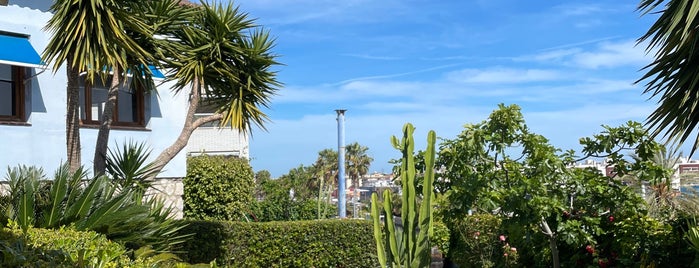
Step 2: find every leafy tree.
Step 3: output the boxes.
[251,165,335,221]
[42,0,153,172]
[437,104,665,267]
[637,0,699,155]
[151,1,281,175]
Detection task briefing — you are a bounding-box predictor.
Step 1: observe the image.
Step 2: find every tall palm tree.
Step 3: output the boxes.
[149,1,280,175]
[637,0,699,155]
[42,0,152,172]
[93,0,193,175]
[346,142,373,198]
[314,148,338,218]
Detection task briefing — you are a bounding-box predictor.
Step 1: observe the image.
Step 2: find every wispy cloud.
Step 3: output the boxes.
[341,53,404,61]
[332,63,461,85]
[446,68,564,84]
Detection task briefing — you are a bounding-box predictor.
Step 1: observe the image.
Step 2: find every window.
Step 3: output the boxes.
[0,64,25,122]
[79,76,146,128]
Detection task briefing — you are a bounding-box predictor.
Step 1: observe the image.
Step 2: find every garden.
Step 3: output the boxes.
[3,104,699,267]
[3,0,699,266]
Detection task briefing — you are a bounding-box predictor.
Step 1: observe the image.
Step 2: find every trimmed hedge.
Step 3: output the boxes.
[178,219,379,267]
[184,155,254,221]
[0,226,129,267]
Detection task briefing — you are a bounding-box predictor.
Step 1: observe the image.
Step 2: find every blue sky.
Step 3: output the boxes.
[234,0,661,177]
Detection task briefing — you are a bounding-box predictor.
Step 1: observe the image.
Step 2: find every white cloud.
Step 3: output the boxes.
[570,41,650,69]
[446,68,564,84]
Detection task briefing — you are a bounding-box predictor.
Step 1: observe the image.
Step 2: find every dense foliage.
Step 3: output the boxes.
[251,165,336,221]
[431,104,698,267]
[177,219,378,267]
[0,225,129,267]
[184,155,254,221]
[0,165,184,252]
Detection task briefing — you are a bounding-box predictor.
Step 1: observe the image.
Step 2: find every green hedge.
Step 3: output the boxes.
[178,219,379,267]
[184,155,254,221]
[0,226,129,267]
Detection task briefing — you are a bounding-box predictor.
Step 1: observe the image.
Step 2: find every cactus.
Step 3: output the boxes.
[371,123,436,268]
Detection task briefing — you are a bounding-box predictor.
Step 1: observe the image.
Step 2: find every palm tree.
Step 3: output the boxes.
[637,0,699,155]
[313,148,338,218]
[93,0,195,175]
[346,142,373,199]
[42,0,152,172]
[150,1,281,175]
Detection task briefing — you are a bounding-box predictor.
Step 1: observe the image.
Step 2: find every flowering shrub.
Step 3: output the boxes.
[446,213,518,267]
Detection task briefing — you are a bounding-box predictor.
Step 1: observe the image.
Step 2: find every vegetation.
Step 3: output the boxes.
[637,0,699,155]
[0,225,129,267]
[150,1,281,175]
[183,155,254,221]
[371,123,436,268]
[0,164,185,253]
[433,104,698,267]
[177,219,378,267]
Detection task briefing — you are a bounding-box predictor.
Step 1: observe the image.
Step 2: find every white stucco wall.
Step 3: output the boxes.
[0,4,188,178]
[186,127,249,158]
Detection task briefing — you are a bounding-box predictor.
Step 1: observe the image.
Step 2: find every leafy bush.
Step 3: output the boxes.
[177,219,379,267]
[184,156,254,221]
[0,225,129,267]
[0,165,185,252]
[446,213,515,268]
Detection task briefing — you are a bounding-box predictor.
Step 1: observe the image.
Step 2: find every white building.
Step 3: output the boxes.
[0,1,249,178]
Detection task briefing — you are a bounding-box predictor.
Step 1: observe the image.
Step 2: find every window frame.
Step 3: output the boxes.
[0,65,26,123]
[80,77,147,128]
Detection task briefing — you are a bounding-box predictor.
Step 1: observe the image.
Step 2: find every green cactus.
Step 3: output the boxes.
[371,123,436,268]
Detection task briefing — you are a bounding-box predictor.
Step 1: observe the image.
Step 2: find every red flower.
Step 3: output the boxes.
[586,245,594,254]
[608,215,614,222]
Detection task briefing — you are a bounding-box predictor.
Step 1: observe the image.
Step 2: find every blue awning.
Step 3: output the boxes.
[0,33,43,68]
[148,65,166,79]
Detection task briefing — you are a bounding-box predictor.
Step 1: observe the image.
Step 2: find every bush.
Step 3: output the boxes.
[446,213,514,268]
[1,165,185,252]
[184,156,254,221]
[0,225,129,267]
[177,219,379,267]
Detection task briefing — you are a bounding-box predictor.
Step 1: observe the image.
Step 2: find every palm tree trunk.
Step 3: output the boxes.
[151,79,222,178]
[66,60,82,173]
[93,70,122,175]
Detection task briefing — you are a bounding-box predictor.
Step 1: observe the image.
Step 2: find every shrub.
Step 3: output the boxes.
[184,156,254,221]
[177,219,379,267]
[1,165,186,252]
[0,225,129,267]
[446,213,513,268]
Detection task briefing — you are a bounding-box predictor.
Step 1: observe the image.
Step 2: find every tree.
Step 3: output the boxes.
[42,0,153,172]
[313,148,338,218]
[637,0,699,155]
[437,104,664,267]
[92,0,194,175]
[346,142,373,197]
[150,2,281,176]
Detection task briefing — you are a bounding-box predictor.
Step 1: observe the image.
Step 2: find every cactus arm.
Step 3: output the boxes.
[371,193,387,268]
[413,130,436,267]
[383,190,400,265]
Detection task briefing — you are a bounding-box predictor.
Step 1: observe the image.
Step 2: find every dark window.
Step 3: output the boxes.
[0,64,25,122]
[79,76,146,127]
